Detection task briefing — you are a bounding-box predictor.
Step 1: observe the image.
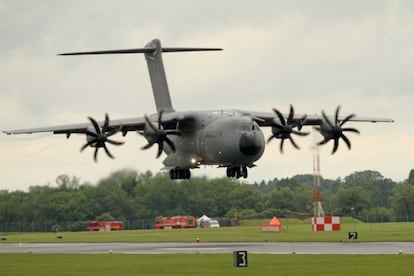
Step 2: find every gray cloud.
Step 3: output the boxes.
[1,0,413,190]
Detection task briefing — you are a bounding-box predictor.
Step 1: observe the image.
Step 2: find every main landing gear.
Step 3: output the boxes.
[170,168,191,179]
[226,166,248,179]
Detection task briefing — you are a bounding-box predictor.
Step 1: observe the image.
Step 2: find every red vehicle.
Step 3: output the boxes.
[154,216,196,229]
[86,220,124,231]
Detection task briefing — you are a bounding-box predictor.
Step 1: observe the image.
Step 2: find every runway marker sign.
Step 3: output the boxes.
[348,232,358,240]
[234,251,248,267]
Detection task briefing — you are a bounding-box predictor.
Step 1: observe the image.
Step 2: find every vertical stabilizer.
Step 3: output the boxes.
[59,39,221,113]
[144,39,175,113]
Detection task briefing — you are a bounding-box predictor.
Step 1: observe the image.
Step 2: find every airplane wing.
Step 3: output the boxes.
[244,109,394,127]
[3,111,191,162]
[3,112,184,136]
[243,105,393,154]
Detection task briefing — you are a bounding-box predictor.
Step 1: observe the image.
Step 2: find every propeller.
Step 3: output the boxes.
[80,114,124,162]
[314,106,360,154]
[267,105,309,153]
[140,110,180,158]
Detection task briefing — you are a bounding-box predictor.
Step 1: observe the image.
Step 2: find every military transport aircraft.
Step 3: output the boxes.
[4,39,393,179]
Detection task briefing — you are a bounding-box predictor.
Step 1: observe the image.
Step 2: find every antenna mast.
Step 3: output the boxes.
[313,150,325,217]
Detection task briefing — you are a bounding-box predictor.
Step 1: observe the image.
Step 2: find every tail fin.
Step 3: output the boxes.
[59,39,222,113]
[144,39,174,112]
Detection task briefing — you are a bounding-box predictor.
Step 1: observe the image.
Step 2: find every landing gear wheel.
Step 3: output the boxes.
[170,169,177,179]
[242,166,248,178]
[169,168,191,180]
[184,169,191,179]
[226,166,248,179]
[236,167,242,179]
[226,167,232,177]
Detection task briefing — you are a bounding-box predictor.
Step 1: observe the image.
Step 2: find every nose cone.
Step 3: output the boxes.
[239,132,264,156]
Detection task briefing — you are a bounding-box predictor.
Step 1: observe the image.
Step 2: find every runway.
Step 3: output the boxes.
[1,242,413,254]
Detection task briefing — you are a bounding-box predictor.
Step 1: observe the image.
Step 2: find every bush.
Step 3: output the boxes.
[51,224,62,232]
[67,221,89,232]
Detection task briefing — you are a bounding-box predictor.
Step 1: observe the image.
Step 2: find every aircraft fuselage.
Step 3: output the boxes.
[161,111,265,170]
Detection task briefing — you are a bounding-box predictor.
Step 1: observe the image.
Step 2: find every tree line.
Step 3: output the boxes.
[1,168,414,232]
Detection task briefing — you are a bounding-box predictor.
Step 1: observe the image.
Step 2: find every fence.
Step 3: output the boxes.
[1,216,414,233]
[0,220,155,233]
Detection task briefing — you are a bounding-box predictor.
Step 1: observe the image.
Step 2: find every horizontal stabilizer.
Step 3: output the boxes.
[59,47,222,56]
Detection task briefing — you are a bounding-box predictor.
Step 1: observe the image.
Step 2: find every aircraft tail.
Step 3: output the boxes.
[144,39,174,112]
[59,39,222,113]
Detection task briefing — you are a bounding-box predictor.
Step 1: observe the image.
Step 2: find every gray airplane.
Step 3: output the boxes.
[4,39,393,179]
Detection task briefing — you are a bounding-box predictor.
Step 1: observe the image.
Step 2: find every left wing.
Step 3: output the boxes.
[242,105,394,154]
[244,109,394,127]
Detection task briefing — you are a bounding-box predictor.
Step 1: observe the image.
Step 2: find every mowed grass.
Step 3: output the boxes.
[2,219,414,275]
[1,254,414,275]
[1,218,414,243]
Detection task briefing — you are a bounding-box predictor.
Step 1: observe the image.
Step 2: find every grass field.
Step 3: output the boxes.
[1,219,414,275]
[1,254,413,275]
[1,218,414,243]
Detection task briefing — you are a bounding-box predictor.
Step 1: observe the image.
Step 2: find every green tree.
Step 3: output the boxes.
[391,182,414,220]
[334,187,370,216]
[96,212,115,221]
[408,169,414,185]
[342,170,396,208]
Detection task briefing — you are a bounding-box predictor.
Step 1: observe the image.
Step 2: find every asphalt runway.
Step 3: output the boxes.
[1,242,413,254]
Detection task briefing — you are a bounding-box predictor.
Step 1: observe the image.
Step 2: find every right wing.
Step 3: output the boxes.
[3,112,186,137]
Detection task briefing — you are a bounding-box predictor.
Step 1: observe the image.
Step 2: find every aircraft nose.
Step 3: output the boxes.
[239,132,263,156]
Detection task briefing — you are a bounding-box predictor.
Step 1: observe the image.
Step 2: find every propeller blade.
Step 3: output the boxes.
[267,134,276,144]
[287,105,294,123]
[102,113,110,133]
[106,139,125,146]
[156,144,163,158]
[332,138,339,154]
[341,134,352,150]
[335,106,341,126]
[85,130,98,138]
[272,108,286,125]
[289,137,300,150]
[342,127,360,134]
[80,140,96,152]
[88,117,101,134]
[158,110,164,129]
[280,138,285,153]
[318,139,330,146]
[164,136,176,152]
[141,143,153,150]
[321,111,335,129]
[103,145,114,159]
[144,115,158,132]
[340,114,356,126]
[93,147,99,162]
[292,130,310,136]
[294,114,307,130]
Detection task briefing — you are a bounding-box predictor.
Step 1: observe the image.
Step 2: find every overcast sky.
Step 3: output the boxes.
[1,0,413,191]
